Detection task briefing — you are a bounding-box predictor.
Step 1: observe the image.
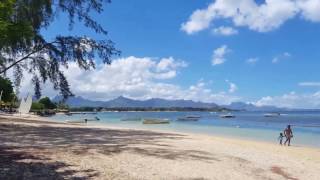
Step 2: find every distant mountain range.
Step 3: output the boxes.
[52,96,219,108]
[52,96,286,111]
[52,96,317,111]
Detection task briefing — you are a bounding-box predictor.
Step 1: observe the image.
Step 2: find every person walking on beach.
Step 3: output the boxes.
[284,125,293,146]
[278,133,284,145]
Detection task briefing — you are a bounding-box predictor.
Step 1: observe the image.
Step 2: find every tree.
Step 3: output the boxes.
[0,0,34,50]
[38,97,56,109]
[56,102,69,110]
[31,102,45,111]
[0,76,14,102]
[0,0,120,100]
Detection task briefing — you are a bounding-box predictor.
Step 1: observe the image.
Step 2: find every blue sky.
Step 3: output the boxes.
[22,0,320,108]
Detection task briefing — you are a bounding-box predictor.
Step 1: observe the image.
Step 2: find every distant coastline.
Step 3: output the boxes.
[68,106,232,112]
[53,96,320,112]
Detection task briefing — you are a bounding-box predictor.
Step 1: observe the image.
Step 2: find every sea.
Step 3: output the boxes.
[49,111,320,148]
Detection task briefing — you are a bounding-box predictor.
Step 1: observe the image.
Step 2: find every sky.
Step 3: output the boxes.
[17,0,320,108]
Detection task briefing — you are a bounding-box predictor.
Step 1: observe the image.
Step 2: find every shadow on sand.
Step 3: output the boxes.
[0,146,98,180]
[0,122,217,179]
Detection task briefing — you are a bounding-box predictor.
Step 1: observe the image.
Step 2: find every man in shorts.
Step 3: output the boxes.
[284,125,293,146]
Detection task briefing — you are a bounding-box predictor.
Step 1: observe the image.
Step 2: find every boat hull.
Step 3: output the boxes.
[143,119,170,124]
[177,117,199,121]
[220,115,235,118]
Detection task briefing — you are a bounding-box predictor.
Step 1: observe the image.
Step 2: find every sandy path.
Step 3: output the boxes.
[0,116,319,180]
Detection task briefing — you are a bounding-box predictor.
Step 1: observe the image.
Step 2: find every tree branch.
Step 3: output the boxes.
[0,42,54,74]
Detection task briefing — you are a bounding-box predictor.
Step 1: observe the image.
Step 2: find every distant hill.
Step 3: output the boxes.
[53,96,105,107]
[52,96,219,108]
[223,102,286,111]
[52,96,290,111]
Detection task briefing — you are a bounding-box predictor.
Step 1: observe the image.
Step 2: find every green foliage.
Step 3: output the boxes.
[0,0,34,49]
[0,0,119,100]
[56,103,69,110]
[0,76,14,102]
[38,97,57,109]
[31,102,45,111]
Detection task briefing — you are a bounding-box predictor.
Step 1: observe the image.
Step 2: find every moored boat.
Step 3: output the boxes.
[69,112,97,115]
[177,117,199,121]
[177,115,200,121]
[264,113,280,117]
[121,117,142,121]
[220,113,235,118]
[185,115,201,118]
[143,118,170,124]
[65,117,100,123]
[85,116,100,121]
[65,119,87,123]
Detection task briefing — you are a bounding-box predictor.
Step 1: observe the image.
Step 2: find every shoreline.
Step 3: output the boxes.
[52,113,320,149]
[1,113,319,150]
[1,115,320,179]
[87,123,320,150]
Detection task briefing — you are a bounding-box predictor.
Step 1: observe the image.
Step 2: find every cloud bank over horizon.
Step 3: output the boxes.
[12,58,320,108]
[254,91,320,109]
[15,56,240,105]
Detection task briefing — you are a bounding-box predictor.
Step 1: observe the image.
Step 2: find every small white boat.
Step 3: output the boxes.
[143,118,170,124]
[69,112,97,115]
[177,117,199,121]
[85,116,100,121]
[264,113,280,117]
[65,120,87,123]
[177,115,200,121]
[220,113,235,118]
[66,117,100,123]
[121,117,142,121]
[185,115,201,118]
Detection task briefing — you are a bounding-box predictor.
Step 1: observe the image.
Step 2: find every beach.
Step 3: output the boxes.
[1,115,319,180]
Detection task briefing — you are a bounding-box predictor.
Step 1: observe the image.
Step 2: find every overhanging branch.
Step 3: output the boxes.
[0,42,55,74]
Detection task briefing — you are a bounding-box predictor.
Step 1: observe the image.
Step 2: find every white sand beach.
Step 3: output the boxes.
[0,115,319,180]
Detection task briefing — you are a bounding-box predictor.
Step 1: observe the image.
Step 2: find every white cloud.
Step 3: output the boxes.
[181,0,320,34]
[298,82,320,87]
[226,80,238,93]
[254,91,320,109]
[272,52,292,63]
[271,57,279,64]
[181,4,216,34]
[246,57,259,64]
[283,52,291,57]
[212,26,238,36]
[212,45,231,66]
[297,0,320,22]
[156,57,188,72]
[13,56,239,105]
[185,80,240,104]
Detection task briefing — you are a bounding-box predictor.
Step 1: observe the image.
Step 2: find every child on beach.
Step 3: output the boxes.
[278,132,284,145]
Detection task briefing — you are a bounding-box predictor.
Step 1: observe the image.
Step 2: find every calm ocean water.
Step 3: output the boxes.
[49,111,320,148]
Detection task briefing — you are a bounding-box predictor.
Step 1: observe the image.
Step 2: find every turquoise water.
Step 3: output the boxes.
[49,111,320,148]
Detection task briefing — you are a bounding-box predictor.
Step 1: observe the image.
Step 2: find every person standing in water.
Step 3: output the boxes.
[284,125,293,146]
